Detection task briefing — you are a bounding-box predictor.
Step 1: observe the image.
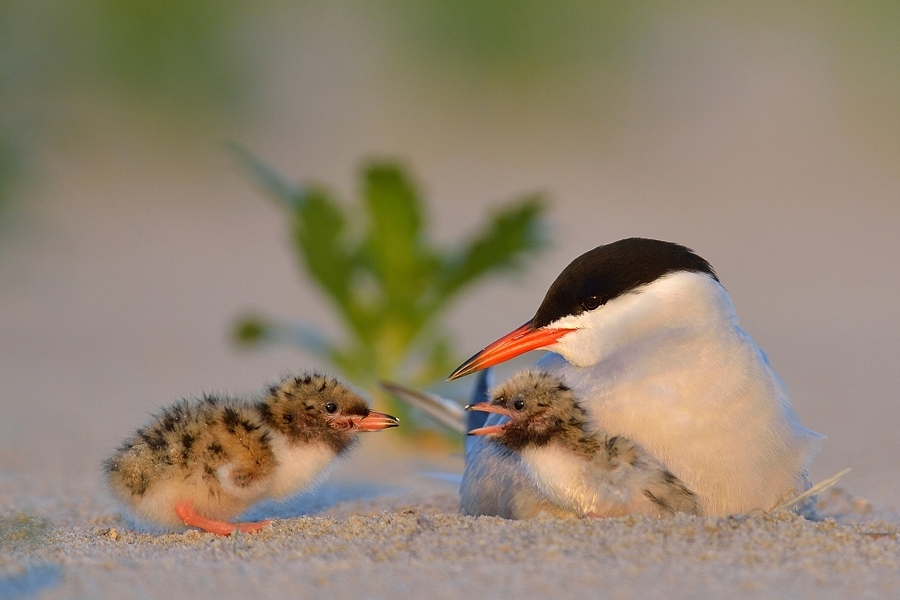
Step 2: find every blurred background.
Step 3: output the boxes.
[0,1,897,507]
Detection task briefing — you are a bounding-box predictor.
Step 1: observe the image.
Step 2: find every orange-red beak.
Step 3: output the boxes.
[447,320,576,381]
[335,410,400,432]
[464,402,512,436]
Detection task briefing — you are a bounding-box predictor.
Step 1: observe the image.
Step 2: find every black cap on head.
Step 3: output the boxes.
[533,238,718,328]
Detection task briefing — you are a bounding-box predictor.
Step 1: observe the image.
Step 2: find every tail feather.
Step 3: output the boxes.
[378,370,494,461]
[378,380,467,434]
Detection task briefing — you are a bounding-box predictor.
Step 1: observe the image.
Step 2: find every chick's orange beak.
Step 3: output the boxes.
[337,411,400,432]
[464,402,511,436]
[447,320,575,381]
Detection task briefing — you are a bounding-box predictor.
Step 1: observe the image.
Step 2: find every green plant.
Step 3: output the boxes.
[230,147,548,430]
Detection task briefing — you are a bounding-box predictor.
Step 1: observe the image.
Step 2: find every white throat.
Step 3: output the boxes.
[265,432,341,499]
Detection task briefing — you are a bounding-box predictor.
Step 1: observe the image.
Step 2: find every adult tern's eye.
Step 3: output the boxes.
[324,402,338,414]
[582,295,602,311]
[513,399,525,411]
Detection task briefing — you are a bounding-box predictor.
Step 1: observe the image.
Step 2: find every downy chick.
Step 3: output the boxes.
[467,370,699,518]
[104,372,399,535]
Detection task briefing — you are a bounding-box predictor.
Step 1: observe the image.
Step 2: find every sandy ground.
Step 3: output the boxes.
[2,436,899,600]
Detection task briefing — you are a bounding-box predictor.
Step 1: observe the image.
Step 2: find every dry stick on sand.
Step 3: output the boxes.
[769,468,852,513]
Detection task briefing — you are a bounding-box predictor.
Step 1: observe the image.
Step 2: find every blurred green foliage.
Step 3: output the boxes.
[231,147,547,427]
[0,0,895,266]
[370,1,634,84]
[370,1,900,86]
[0,0,896,223]
[0,0,256,116]
[0,0,261,231]
[0,132,18,219]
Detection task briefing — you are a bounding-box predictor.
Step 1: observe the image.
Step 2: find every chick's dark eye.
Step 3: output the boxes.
[324,402,338,414]
[581,295,602,311]
[513,399,526,411]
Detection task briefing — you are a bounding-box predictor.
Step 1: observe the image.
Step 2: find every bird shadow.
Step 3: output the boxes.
[237,480,395,522]
[0,564,62,600]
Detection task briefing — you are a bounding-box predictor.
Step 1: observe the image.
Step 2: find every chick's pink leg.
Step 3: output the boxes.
[174,500,272,536]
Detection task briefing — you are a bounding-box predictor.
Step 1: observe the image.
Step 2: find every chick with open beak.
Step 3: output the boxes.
[467,370,699,518]
[104,372,399,535]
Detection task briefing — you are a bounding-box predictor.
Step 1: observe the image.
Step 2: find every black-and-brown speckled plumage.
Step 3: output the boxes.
[104,372,398,532]
[255,373,374,454]
[472,370,699,518]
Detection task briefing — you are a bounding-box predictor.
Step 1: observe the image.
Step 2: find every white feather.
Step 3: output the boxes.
[265,432,340,499]
[537,271,823,515]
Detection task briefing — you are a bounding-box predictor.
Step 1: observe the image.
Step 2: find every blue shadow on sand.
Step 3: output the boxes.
[237,480,395,522]
[0,564,62,599]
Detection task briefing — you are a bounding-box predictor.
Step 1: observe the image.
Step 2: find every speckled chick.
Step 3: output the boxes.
[467,370,699,518]
[104,373,399,535]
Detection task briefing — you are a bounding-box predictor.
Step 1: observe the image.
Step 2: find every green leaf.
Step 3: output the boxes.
[233,315,270,345]
[292,189,355,311]
[435,194,546,304]
[227,143,306,210]
[361,164,437,308]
